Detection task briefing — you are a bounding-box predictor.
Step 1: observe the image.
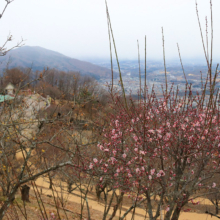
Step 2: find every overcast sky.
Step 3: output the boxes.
[1,0,220,63]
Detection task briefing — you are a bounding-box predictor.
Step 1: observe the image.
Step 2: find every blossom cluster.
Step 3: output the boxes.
[87,96,220,201]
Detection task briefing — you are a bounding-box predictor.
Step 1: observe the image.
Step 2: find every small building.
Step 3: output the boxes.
[0,95,15,106]
[4,83,15,95]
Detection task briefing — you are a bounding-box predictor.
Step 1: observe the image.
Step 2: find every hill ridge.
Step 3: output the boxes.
[0,46,111,79]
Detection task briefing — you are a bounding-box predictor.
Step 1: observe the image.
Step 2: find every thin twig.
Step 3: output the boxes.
[162,27,167,94]
[137,40,142,100]
[177,43,188,84]
[105,0,128,109]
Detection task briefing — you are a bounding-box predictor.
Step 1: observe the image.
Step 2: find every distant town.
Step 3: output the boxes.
[94,60,220,97]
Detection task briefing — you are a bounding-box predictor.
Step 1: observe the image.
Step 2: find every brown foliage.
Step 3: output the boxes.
[35,82,62,99]
[3,68,27,86]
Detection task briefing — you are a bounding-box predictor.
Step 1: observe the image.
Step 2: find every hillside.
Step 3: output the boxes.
[0,46,111,79]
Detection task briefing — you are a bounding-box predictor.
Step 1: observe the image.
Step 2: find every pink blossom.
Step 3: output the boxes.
[157,173,161,178]
[128,173,133,178]
[98,144,104,150]
[158,134,162,139]
[112,134,118,139]
[156,129,162,134]
[122,153,127,158]
[195,122,200,127]
[150,169,155,175]
[166,133,172,139]
[136,168,141,174]
[89,163,93,169]
[93,158,98,163]
[201,136,205,140]
[159,170,165,176]
[148,129,155,134]
[133,135,138,142]
[89,94,220,204]
[181,124,186,130]
[139,150,145,155]
[166,206,170,212]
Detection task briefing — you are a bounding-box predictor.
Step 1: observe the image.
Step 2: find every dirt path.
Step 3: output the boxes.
[35,177,146,219]
[34,177,219,220]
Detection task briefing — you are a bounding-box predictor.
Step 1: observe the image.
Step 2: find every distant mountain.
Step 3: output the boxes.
[0,46,111,79]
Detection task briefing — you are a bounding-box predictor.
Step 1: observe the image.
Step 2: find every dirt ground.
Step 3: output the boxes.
[3,176,217,220]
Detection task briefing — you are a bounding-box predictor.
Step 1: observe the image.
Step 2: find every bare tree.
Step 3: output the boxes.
[0,1,24,57]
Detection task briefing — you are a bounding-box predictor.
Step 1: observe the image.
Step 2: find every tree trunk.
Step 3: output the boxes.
[216,200,219,215]
[49,178,53,189]
[68,181,73,193]
[171,207,181,220]
[21,185,30,202]
[109,192,124,220]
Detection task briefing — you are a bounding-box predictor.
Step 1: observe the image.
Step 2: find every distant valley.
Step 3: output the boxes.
[1,46,219,96]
